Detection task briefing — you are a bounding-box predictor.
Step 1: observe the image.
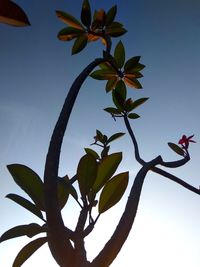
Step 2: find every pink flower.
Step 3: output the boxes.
[178,134,196,149]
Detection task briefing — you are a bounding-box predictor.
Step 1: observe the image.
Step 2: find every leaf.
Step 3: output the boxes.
[56,10,83,29]
[114,41,125,69]
[112,88,125,111]
[124,56,141,72]
[104,107,121,115]
[105,5,117,26]
[96,129,104,142]
[0,223,46,243]
[62,175,78,201]
[129,97,149,110]
[7,164,45,211]
[98,172,129,213]
[124,77,142,89]
[115,80,127,101]
[92,152,122,193]
[81,0,91,28]
[128,113,140,119]
[72,34,88,54]
[92,9,106,29]
[0,0,30,26]
[106,27,127,37]
[6,194,44,221]
[107,133,125,144]
[57,27,85,41]
[168,143,185,156]
[57,178,70,209]
[90,69,116,80]
[13,237,47,267]
[84,148,100,160]
[105,78,118,92]
[77,154,98,196]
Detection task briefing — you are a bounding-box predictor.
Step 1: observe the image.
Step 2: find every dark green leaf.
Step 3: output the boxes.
[101,146,110,158]
[57,27,85,41]
[0,223,46,243]
[90,69,116,80]
[114,41,125,69]
[105,78,118,92]
[104,107,121,115]
[107,133,125,144]
[115,80,127,101]
[6,194,44,221]
[128,113,140,119]
[56,10,83,29]
[105,5,117,26]
[57,177,70,209]
[92,9,106,29]
[96,129,104,142]
[62,175,78,201]
[13,237,47,267]
[112,88,125,111]
[72,34,88,54]
[168,143,185,156]
[81,0,91,27]
[124,56,141,72]
[129,97,149,110]
[7,164,44,211]
[107,27,127,37]
[92,152,122,193]
[77,154,98,196]
[98,172,129,213]
[107,22,123,28]
[84,148,100,160]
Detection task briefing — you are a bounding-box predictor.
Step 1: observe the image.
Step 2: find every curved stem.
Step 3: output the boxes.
[91,156,162,267]
[124,115,145,165]
[44,57,106,267]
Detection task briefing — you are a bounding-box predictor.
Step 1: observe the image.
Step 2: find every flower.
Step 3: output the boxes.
[178,134,196,149]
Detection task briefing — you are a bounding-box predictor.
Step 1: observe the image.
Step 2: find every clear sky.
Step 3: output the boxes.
[0,0,200,266]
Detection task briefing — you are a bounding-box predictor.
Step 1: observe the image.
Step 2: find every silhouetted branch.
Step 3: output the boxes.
[152,167,200,195]
[91,156,163,267]
[44,57,106,267]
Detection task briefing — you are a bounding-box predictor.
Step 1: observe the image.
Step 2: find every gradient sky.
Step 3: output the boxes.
[0,0,200,266]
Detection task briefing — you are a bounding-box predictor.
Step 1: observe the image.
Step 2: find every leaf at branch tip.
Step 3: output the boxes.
[105,5,117,26]
[98,172,129,214]
[124,56,141,72]
[104,107,121,115]
[0,0,30,26]
[124,77,142,89]
[56,10,83,29]
[6,193,44,221]
[84,148,100,160]
[114,41,125,69]
[57,27,85,41]
[106,27,127,37]
[13,237,47,267]
[77,154,98,196]
[130,97,149,110]
[81,0,91,28]
[168,142,185,156]
[0,223,46,243]
[93,152,122,193]
[72,34,88,54]
[7,164,45,211]
[107,132,125,144]
[128,113,140,119]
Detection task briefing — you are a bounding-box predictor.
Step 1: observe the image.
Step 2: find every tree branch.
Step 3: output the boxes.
[91,156,163,267]
[44,57,106,267]
[152,166,200,195]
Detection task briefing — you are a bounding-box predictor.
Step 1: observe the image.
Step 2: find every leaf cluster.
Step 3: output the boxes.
[56,0,127,54]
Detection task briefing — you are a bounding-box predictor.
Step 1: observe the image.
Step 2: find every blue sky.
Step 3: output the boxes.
[0,0,200,266]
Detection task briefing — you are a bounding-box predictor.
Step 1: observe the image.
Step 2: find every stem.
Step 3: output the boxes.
[44,57,106,267]
[124,115,145,165]
[91,156,162,267]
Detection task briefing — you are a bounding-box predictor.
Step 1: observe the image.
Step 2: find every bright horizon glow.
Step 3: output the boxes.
[0,0,200,266]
